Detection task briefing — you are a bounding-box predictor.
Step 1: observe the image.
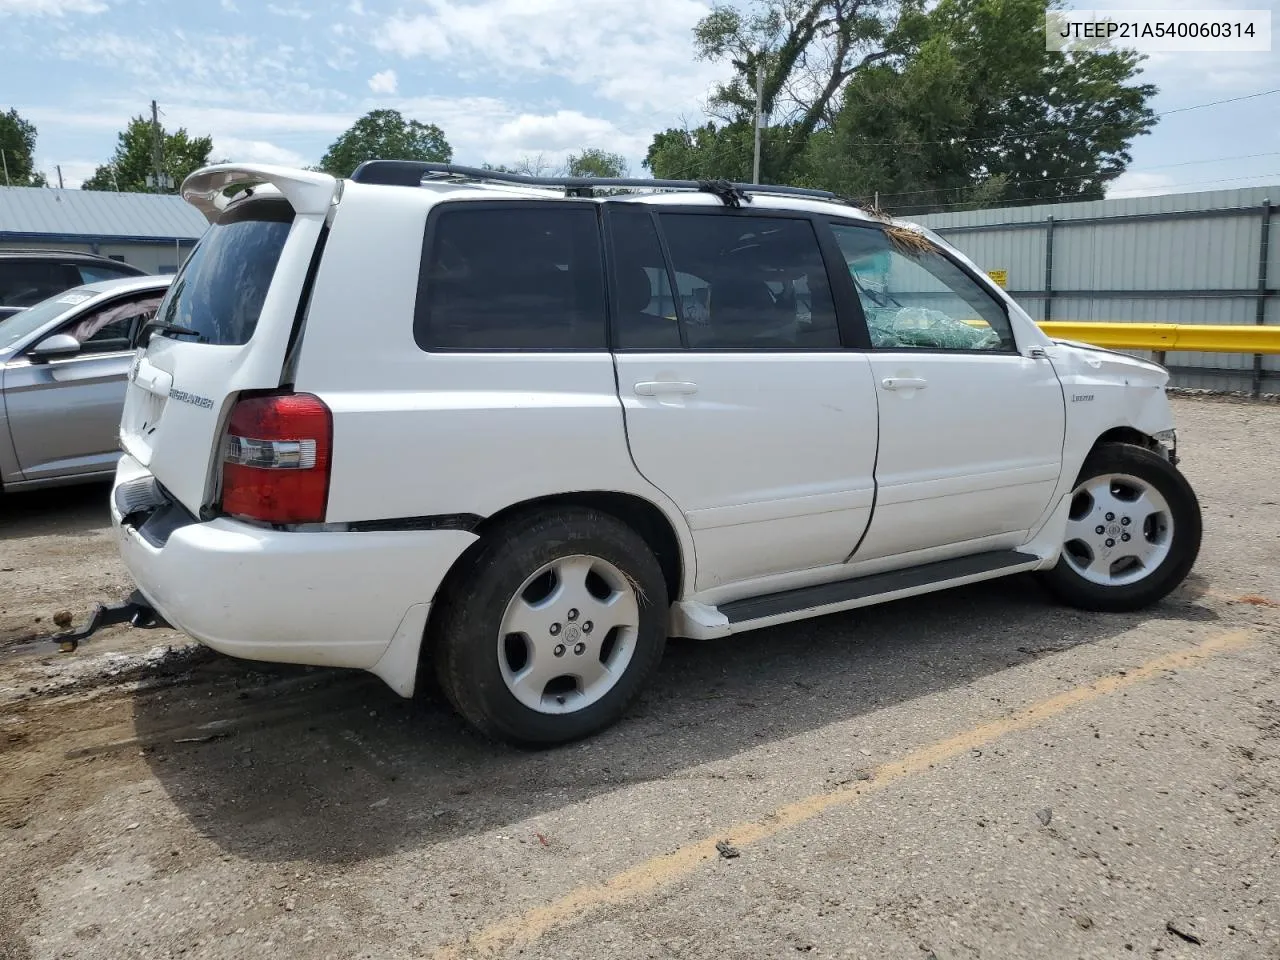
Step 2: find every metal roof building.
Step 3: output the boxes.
[0,186,208,274]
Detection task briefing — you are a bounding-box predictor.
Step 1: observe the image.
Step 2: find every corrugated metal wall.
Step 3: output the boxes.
[915,185,1279,393]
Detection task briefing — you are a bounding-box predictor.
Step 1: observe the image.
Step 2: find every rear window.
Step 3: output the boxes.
[78,263,142,284]
[151,198,293,346]
[414,203,607,350]
[0,260,81,308]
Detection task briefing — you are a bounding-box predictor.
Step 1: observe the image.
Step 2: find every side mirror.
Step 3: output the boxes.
[29,333,82,361]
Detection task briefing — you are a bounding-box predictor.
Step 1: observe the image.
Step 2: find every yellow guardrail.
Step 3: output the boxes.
[1037,322,1280,354]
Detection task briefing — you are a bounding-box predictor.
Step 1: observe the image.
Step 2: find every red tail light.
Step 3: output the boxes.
[220,392,332,524]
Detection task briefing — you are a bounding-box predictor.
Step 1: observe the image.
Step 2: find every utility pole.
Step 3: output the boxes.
[752,60,765,184]
[151,99,164,193]
[1,150,9,186]
[56,165,64,189]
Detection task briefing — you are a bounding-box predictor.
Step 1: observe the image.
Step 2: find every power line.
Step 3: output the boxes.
[652,86,1280,189]
[868,150,1280,202]
[1160,87,1280,116]
[901,170,1280,212]
[843,86,1280,149]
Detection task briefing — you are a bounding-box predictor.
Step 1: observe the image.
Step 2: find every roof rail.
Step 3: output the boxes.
[347,160,838,205]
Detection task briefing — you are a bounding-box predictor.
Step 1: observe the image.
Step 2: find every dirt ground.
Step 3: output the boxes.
[2,396,1279,960]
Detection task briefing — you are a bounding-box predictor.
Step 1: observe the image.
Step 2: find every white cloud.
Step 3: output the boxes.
[0,0,106,13]
[211,137,308,167]
[373,0,727,114]
[52,30,347,114]
[36,159,97,189]
[25,96,647,173]
[266,2,311,20]
[1106,171,1179,198]
[23,103,352,138]
[387,96,649,168]
[219,0,237,10]
[368,68,398,94]
[328,43,358,70]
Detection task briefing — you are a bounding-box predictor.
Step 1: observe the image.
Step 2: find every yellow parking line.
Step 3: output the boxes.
[433,629,1253,959]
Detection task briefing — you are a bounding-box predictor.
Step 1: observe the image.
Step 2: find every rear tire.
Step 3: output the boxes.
[430,508,669,747]
[1039,442,1201,612]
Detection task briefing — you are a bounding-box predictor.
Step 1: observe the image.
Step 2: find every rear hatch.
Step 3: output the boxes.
[119,165,338,517]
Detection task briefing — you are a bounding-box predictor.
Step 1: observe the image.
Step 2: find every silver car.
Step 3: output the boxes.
[0,275,173,491]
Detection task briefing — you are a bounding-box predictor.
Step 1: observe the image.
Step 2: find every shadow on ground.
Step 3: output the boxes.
[130,574,1219,865]
[0,481,113,540]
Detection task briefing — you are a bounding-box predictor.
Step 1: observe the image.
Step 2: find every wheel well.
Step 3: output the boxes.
[471,491,685,602]
[1092,426,1159,456]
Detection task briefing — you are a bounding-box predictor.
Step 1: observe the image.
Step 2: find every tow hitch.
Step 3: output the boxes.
[48,591,168,652]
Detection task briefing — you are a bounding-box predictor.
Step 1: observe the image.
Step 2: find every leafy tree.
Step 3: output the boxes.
[645,0,1155,210]
[0,108,48,186]
[565,148,628,178]
[319,109,452,177]
[679,0,928,178]
[820,0,1157,213]
[81,116,213,193]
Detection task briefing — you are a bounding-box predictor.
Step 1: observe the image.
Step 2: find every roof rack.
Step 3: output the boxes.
[347,160,838,206]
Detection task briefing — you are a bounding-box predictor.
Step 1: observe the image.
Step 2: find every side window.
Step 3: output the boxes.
[416,204,607,350]
[830,223,1014,352]
[78,264,135,284]
[0,262,80,308]
[608,206,681,350]
[656,213,839,350]
[65,294,164,353]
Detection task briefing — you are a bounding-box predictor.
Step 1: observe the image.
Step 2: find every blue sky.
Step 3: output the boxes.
[2,0,1278,197]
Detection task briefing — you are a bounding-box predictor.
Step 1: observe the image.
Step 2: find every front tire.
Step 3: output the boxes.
[1039,442,1201,612]
[431,508,669,746]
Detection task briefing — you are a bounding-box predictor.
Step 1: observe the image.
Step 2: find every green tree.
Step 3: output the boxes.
[0,108,48,186]
[565,148,628,178]
[318,109,452,177]
[646,0,1155,209]
[81,116,213,193]
[666,0,928,181]
[821,0,1157,213]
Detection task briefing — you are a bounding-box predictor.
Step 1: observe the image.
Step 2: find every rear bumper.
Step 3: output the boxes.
[110,455,477,687]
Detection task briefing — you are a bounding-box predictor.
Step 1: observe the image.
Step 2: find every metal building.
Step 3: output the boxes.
[915,185,1278,394]
[0,186,208,275]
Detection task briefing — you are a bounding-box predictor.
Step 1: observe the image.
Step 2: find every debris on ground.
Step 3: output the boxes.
[1036,807,1053,826]
[1235,595,1278,608]
[716,840,740,860]
[173,733,230,745]
[1166,919,1204,945]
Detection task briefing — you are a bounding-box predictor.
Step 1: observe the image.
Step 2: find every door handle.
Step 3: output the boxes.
[881,377,928,391]
[634,381,698,396]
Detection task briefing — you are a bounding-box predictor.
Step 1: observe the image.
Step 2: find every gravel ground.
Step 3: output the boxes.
[1,396,1279,960]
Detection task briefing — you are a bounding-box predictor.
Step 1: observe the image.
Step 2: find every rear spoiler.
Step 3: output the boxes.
[181,164,340,223]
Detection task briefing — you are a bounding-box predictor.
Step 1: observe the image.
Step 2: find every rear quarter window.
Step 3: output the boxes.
[151,198,294,346]
[0,260,81,308]
[414,202,607,351]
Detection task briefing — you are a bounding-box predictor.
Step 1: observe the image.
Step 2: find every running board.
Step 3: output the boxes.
[719,550,1040,625]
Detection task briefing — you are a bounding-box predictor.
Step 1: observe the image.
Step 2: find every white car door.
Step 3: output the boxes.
[608,204,880,593]
[827,219,1066,562]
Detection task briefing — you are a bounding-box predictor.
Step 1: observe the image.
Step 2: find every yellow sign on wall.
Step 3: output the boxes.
[987,269,1008,288]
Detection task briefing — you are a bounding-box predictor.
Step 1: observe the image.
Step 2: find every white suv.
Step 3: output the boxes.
[111,161,1201,745]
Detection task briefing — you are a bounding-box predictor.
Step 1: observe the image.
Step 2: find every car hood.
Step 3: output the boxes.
[1051,338,1170,388]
